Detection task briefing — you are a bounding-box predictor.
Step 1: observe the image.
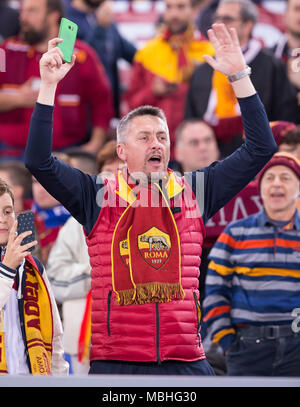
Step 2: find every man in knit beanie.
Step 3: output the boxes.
[269,121,297,147]
[258,151,300,186]
[203,151,300,376]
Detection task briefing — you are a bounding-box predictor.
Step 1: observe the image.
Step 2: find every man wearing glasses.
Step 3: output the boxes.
[185,0,300,158]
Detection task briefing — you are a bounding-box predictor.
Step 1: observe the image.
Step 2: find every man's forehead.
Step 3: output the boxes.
[130,115,168,132]
[22,0,44,8]
[182,123,215,140]
[264,165,297,177]
[217,2,241,14]
[0,193,13,206]
[165,0,191,7]
[0,170,11,182]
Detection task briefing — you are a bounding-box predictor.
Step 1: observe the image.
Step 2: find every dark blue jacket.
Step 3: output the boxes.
[24,93,277,236]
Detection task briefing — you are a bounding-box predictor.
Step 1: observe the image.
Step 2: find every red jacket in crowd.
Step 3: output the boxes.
[0,37,113,156]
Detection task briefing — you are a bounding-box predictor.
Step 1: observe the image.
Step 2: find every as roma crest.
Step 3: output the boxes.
[138,227,171,270]
[119,238,130,269]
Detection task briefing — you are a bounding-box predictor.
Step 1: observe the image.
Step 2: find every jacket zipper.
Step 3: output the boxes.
[156,302,161,364]
[107,290,112,336]
[193,292,201,347]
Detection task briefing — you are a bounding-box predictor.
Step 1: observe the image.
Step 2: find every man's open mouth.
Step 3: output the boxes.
[148,155,162,163]
[270,193,285,198]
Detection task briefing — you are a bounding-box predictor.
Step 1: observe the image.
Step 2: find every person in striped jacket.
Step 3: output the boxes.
[203,152,300,376]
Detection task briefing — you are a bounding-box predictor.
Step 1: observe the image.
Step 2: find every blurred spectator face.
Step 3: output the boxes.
[82,0,105,10]
[20,0,51,45]
[101,159,123,174]
[260,165,300,218]
[0,193,15,247]
[101,159,124,180]
[97,139,124,178]
[69,155,97,175]
[32,177,60,209]
[0,170,24,213]
[279,142,300,161]
[213,2,253,46]
[163,0,194,34]
[175,121,219,172]
[285,0,300,37]
[96,1,113,27]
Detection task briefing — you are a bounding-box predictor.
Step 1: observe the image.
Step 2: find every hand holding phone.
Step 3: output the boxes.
[17,211,36,251]
[2,213,37,270]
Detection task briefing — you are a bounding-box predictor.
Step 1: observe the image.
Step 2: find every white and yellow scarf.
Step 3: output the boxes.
[0,256,53,375]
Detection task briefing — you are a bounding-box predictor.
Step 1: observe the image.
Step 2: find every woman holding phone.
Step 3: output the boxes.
[0,179,68,375]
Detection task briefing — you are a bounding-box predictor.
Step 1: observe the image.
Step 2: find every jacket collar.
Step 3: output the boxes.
[256,208,300,231]
[115,168,184,205]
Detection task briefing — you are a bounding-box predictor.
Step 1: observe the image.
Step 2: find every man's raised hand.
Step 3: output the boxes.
[39,38,76,86]
[203,23,247,76]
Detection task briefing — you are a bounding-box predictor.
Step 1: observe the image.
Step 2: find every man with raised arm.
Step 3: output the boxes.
[24,24,277,375]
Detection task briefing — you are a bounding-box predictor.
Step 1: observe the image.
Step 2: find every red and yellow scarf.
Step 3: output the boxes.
[0,257,53,375]
[162,24,197,82]
[212,70,238,119]
[134,24,214,84]
[111,170,185,306]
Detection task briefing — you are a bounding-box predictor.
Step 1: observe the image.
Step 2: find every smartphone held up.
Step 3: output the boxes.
[17,211,36,253]
[57,18,78,63]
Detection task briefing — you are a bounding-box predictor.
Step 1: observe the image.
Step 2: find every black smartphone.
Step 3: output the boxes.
[17,211,36,252]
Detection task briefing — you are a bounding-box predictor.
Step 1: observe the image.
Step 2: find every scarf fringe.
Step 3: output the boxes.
[116,289,136,306]
[116,283,185,306]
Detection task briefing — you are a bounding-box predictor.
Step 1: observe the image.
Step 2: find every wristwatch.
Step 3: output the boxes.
[227,66,252,83]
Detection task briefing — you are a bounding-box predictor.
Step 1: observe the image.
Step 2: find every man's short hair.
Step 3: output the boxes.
[190,0,207,8]
[52,151,71,164]
[117,105,168,144]
[63,147,98,174]
[0,177,14,205]
[0,161,32,199]
[218,0,258,23]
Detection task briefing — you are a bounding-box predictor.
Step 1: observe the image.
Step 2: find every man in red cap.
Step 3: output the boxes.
[203,152,300,376]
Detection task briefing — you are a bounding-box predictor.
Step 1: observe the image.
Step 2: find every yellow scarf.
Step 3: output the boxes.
[162,24,198,83]
[134,26,214,84]
[0,257,53,375]
[212,70,239,119]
